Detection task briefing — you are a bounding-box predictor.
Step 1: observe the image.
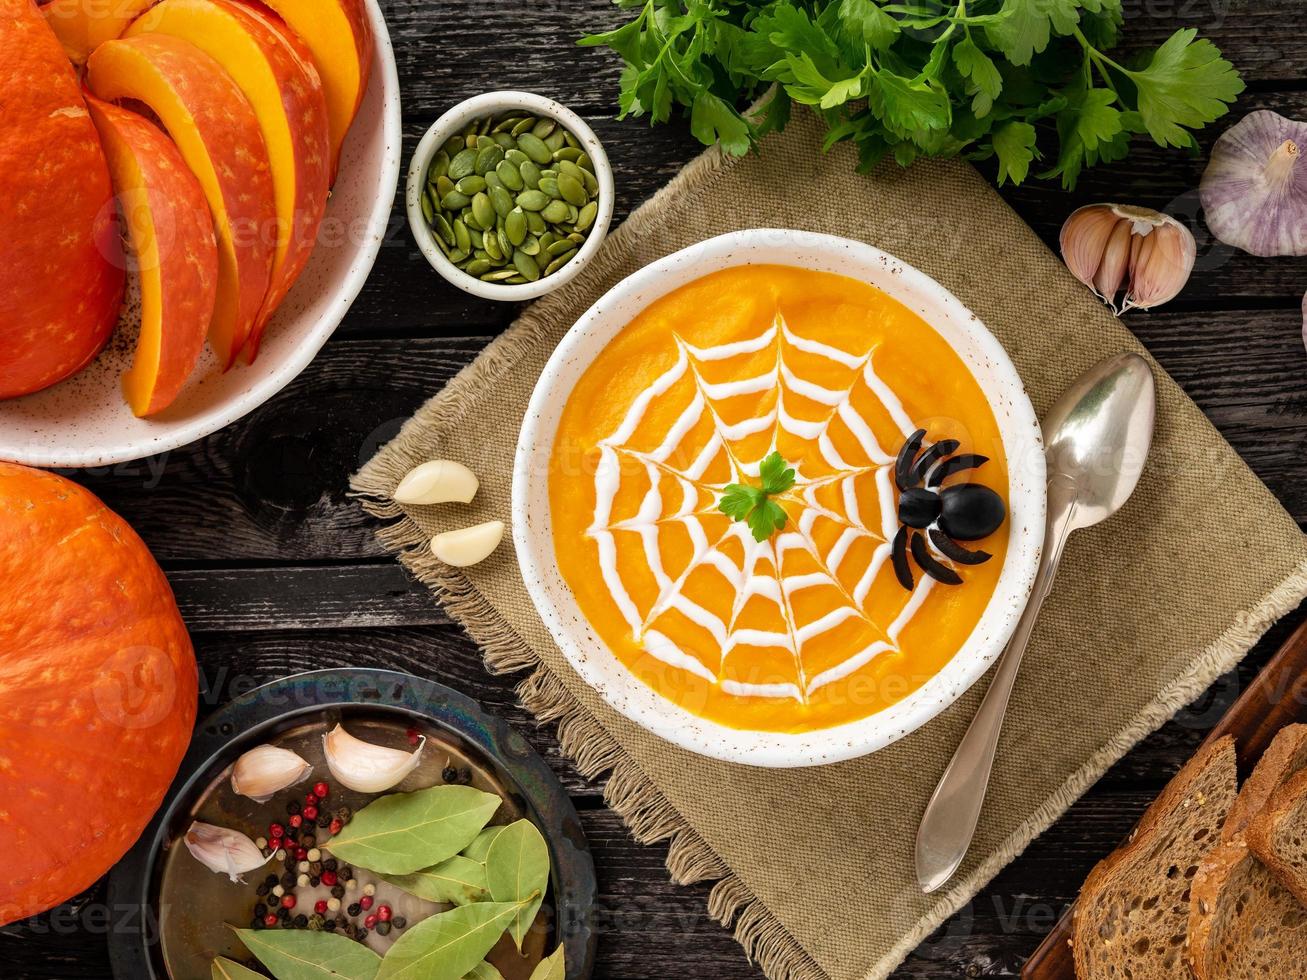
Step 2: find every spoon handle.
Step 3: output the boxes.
[914,478,1078,894]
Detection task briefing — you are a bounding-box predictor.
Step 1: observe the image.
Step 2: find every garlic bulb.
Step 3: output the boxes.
[1201,110,1307,256]
[431,521,505,567]
[183,822,270,882]
[393,460,479,505]
[230,744,312,802]
[1059,204,1195,314]
[322,724,425,793]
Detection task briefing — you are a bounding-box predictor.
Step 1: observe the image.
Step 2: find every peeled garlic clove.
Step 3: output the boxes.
[184,822,270,882]
[431,520,505,567]
[323,723,425,794]
[230,744,313,802]
[393,460,479,505]
[1201,109,1307,257]
[1125,220,1195,311]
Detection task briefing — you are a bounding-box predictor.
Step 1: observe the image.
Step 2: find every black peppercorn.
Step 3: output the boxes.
[317,814,331,829]
[347,903,361,917]
[287,800,301,815]
[301,834,315,848]
[254,903,267,918]
[334,806,351,822]
[331,884,345,899]
[256,882,269,897]
[309,861,323,875]
[309,876,320,888]
[277,907,290,921]
[323,858,338,872]
[376,922,391,936]
[459,767,473,785]
[250,916,263,930]
[265,873,279,887]
[357,927,369,940]
[339,865,354,882]
[323,918,337,931]
[280,918,294,929]
[293,914,308,928]
[281,872,296,889]
[391,915,407,929]
[442,765,458,783]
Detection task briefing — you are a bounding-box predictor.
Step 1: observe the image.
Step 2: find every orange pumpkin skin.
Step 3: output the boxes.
[0,0,124,400]
[0,463,197,925]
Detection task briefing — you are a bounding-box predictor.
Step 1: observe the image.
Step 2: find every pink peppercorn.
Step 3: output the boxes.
[314,900,328,915]
[289,814,302,829]
[303,804,319,821]
[280,895,296,910]
[320,870,337,887]
[359,895,373,911]
[314,782,329,799]
[364,914,377,929]
[377,905,392,922]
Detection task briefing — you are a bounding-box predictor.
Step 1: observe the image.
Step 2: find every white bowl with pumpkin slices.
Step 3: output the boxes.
[0,0,400,467]
[514,230,1047,768]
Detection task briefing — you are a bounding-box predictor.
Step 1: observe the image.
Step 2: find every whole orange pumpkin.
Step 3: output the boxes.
[0,462,197,925]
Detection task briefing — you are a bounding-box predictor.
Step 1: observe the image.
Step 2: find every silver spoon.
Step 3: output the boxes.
[914,351,1156,895]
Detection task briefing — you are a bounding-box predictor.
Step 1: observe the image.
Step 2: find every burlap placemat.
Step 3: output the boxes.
[353,109,1307,980]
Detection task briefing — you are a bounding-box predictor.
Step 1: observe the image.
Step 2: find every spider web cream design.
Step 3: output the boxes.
[587,314,939,703]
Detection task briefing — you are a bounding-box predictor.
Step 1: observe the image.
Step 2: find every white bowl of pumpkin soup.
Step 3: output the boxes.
[514,230,1045,767]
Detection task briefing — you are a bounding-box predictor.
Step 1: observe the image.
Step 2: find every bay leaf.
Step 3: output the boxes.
[527,947,565,980]
[327,785,501,875]
[484,820,550,951]
[374,901,522,980]
[463,963,505,980]
[380,854,489,905]
[234,928,382,980]
[461,824,508,863]
[212,957,267,980]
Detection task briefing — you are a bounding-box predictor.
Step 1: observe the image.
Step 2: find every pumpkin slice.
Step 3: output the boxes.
[126,0,330,361]
[85,95,217,417]
[86,34,275,369]
[0,0,123,400]
[41,0,158,64]
[258,0,372,175]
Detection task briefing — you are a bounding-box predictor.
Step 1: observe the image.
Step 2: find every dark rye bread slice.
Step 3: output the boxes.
[1247,766,1307,906]
[1188,836,1307,979]
[1223,723,1307,842]
[1072,735,1237,979]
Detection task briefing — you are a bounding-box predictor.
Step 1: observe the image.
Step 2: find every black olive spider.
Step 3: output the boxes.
[891,428,1006,590]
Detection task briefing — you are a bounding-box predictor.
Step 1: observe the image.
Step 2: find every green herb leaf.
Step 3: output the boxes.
[992,120,1038,185]
[952,37,1002,117]
[689,92,752,156]
[212,958,267,980]
[327,785,501,875]
[747,498,789,541]
[984,0,1080,66]
[528,947,566,980]
[868,70,951,134]
[758,452,796,495]
[379,854,490,906]
[375,902,525,980]
[485,819,551,952]
[463,964,505,980]
[1124,28,1245,148]
[233,928,381,980]
[836,0,899,51]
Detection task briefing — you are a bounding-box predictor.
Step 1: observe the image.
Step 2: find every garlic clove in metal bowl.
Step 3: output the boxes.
[1059,204,1196,314]
[229,744,312,802]
[1201,109,1307,257]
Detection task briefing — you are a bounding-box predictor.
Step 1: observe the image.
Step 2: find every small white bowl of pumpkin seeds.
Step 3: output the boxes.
[407,91,615,301]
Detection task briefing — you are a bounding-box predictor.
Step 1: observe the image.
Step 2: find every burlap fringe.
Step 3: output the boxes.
[350,103,1307,979]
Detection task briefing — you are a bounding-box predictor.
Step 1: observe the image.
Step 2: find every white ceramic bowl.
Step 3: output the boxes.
[0,3,402,469]
[406,91,614,302]
[514,230,1046,768]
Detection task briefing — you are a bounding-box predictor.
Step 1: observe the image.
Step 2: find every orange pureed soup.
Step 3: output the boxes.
[550,265,1009,733]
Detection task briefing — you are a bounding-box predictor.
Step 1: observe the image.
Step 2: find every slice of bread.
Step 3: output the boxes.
[1223,723,1307,842]
[1188,836,1307,979]
[1072,735,1237,979]
[1247,766,1307,906]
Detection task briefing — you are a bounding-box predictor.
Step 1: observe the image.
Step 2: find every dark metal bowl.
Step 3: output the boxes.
[107,668,596,979]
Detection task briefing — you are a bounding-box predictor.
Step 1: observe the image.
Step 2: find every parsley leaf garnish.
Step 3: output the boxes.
[719,452,796,542]
[578,0,1241,190]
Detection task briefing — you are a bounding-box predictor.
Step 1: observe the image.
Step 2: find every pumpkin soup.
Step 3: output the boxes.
[550,265,1009,733]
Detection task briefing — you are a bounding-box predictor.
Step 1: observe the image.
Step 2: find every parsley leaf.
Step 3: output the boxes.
[720,452,795,541]
[953,36,1003,118]
[992,120,1038,185]
[1124,28,1245,148]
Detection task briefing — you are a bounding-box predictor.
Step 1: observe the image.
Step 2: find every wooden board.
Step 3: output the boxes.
[1022,616,1307,979]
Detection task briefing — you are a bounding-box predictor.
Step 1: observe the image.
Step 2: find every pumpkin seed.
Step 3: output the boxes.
[546,238,576,257]
[544,129,566,152]
[525,210,546,234]
[513,249,541,281]
[539,167,558,180]
[504,208,527,246]
[556,160,584,182]
[448,248,470,264]
[420,192,434,224]
[433,233,450,257]
[516,132,552,165]
[505,274,528,284]
[468,226,484,248]
[453,218,471,254]
[482,232,502,262]
[488,184,513,219]
[544,250,577,275]
[581,167,599,196]
[441,191,471,211]
[455,175,486,195]
[540,200,570,224]
[510,116,535,137]
[567,231,586,245]
[556,173,587,206]
[492,115,524,133]
[474,144,503,175]
[563,130,581,150]
[481,269,518,282]
[518,160,542,190]
[537,176,560,199]
[497,226,513,257]
[435,175,455,198]
[519,235,541,256]
[465,258,492,276]
[471,192,495,229]
[577,152,594,172]
[483,171,504,193]
[530,117,556,139]
[429,151,451,181]
[515,189,550,212]
[495,160,524,191]
[475,135,496,151]
[449,148,477,180]
[464,133,478,150]
[434,212,456,246]
[492,132,515,149]
[575,201,598,232]
[504,148,529,167]
[551,147,582,163]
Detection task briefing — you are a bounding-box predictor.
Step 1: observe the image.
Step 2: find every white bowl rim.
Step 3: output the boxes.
[513,229,1047,768]
[0,4,402,470]
[405,90,615,303]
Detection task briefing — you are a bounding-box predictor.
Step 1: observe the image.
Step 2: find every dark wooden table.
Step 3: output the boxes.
[6,1,1306,977]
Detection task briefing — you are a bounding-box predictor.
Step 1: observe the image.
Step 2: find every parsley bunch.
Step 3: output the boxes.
[719,452,797,541]
[579,0,1244,188]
